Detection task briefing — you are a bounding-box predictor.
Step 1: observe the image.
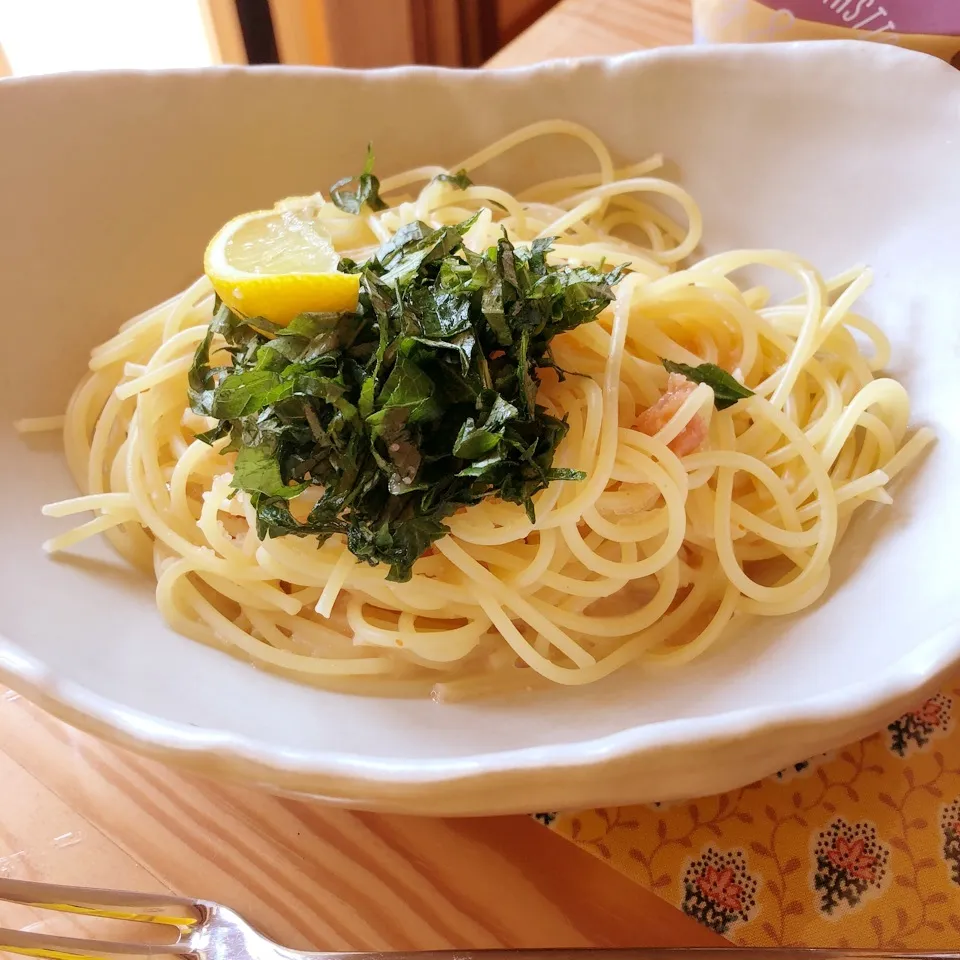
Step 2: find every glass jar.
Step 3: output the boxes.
[692,0,960,66]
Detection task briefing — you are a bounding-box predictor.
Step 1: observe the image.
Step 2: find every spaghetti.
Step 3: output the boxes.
[30,120,934,699]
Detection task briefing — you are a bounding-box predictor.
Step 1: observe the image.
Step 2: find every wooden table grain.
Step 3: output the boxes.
[489,0,692,68]
[0,0,718,952]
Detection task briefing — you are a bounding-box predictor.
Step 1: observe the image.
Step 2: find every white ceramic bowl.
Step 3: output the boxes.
[1,41,959,815]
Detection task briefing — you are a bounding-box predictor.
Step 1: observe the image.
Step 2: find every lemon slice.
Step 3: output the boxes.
[203,199,360,325]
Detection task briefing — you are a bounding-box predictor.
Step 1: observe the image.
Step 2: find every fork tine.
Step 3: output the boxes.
[0,880,202,928]
[0,925,188,960]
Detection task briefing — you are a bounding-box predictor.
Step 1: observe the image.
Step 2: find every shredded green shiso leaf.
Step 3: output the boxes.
[189,202,626,582]
[661,359,754,411]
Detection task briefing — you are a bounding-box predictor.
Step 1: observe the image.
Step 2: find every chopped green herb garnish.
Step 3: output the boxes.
[432,169,474,190]
[661,359,754,411]
[329,144,388,215]
[189,225,624,581]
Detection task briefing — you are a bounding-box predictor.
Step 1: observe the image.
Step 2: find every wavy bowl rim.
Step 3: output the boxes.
[2,40,958,811]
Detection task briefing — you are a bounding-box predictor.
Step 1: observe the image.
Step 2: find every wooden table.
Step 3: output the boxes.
[0,0,718,951]
[490,0,692,67]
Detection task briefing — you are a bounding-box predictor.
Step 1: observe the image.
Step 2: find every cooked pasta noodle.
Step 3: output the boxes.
[29,120,934,699]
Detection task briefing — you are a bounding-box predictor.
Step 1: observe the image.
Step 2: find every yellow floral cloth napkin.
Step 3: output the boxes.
[536,681,960,947]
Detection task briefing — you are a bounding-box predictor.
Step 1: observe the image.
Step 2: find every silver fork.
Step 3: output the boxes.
[0,877,956,960]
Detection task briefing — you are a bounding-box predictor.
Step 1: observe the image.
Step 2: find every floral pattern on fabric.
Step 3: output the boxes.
[888,695,952,757]
[681,848,758,933]
[813,820,889,914]
[539,682,960,947]
[939,799,960,886]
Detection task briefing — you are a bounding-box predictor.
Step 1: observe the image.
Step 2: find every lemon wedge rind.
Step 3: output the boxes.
[203,203,360,326]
